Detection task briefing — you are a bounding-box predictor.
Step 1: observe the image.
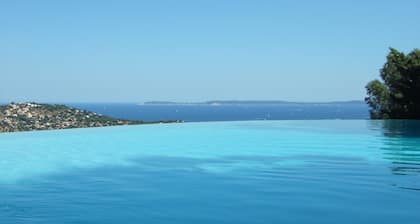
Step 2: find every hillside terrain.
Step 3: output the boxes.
[0,102,172,132]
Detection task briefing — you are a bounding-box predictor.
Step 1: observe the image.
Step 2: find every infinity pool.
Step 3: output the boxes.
[1,120,419,223]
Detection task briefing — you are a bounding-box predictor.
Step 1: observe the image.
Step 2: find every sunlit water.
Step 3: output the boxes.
[1,120,419,223]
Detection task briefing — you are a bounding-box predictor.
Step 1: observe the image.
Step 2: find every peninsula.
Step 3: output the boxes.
[0,102,176,133]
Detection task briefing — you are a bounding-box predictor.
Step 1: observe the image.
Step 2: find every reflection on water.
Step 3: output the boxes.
[371,120,420,190]
[1,154,419,224]
[381,120,420,138]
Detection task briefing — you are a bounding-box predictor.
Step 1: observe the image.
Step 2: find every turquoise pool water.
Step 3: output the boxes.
[1,120,419,223]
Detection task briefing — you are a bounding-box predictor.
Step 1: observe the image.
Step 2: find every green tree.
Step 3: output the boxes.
[365,80,390,119]
[365,48,420,119]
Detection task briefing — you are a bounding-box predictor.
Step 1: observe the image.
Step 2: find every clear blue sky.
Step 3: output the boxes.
[1,0,419,103]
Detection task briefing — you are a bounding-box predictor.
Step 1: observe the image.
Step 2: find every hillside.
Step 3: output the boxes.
[0,102,172,133]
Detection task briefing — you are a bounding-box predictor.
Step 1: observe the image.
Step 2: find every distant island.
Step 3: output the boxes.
[0,102,177,133]
[143,100,365,105]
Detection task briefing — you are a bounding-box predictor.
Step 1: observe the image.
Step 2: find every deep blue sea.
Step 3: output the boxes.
[69,102,369,122]
[1,120,420,223]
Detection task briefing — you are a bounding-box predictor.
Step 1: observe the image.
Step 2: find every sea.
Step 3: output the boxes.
[68,102,369,122]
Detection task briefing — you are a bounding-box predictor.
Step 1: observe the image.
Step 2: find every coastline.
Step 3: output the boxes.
[0,102,180,133]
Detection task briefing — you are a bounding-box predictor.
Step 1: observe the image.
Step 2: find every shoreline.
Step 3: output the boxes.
[0,102,181,133]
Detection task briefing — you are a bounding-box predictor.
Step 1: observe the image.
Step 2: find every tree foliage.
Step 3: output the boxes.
[365,48,420,119]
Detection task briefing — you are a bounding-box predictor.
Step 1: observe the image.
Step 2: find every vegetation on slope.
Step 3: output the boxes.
[0,102,176,132]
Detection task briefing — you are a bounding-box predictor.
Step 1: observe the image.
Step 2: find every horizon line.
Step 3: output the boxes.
[1,99,366,105]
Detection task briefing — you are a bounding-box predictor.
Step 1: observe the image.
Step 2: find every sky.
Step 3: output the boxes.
[1,0,420,103]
